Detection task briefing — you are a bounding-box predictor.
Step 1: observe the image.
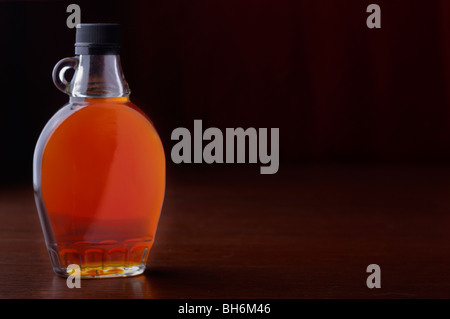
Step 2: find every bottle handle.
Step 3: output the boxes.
[52,57,79,94]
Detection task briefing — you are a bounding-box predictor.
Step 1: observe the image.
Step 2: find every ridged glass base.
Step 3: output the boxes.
[54,264,146,279]
[47,239,151,279]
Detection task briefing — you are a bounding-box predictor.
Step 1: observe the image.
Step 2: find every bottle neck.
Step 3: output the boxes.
[69,55,130,98]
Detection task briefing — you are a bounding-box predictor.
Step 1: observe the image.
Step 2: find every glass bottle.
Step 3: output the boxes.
[33,24,165,278]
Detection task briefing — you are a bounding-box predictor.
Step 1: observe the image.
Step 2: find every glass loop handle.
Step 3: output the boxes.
[52,57,79,94]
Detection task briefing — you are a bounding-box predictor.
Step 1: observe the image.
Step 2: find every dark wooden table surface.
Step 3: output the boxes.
[1,164,450,299]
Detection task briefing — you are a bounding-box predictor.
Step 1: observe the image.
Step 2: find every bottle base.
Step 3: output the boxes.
[54,264,146,279]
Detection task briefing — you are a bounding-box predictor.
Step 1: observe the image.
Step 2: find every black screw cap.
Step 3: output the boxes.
[75,23,121,55]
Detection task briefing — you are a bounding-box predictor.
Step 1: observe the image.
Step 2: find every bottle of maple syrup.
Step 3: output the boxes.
[33,24,165,278]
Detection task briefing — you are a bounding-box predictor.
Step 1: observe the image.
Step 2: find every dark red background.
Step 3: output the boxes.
[1,0,450,185]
